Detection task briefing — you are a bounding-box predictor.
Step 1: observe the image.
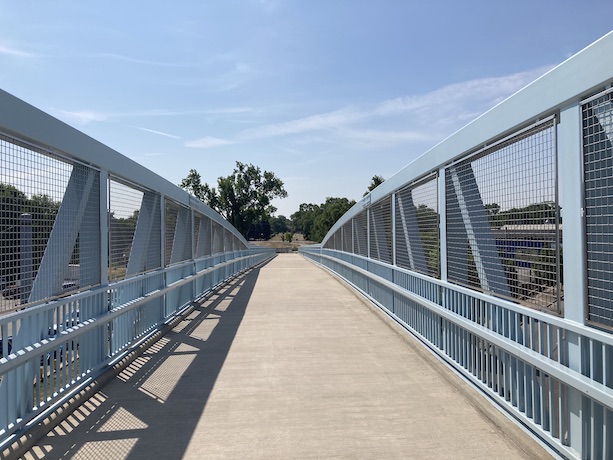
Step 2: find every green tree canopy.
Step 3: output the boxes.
[364,175,385,196]
[180,162,288,238]
[0,184,61,284]
[269,215,291,234]
[290,203,321,241]
[291,197,355,243]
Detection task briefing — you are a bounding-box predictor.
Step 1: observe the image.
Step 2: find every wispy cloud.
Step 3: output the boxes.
[239,108,365,139]
[374,67,552,118]
[93,52,198,68]
[337,128,432,147]
[184,136,235,149]
[236,66,553,146]
[0,43,37,58]
[209,61,260,92]
[54,106,253,125]
[129,126,181,139]
[57,110,108,125]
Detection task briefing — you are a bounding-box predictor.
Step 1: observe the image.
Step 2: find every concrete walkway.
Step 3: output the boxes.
[22,254,551,459]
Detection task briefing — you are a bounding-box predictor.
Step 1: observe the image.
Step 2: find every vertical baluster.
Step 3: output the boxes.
[604,407,611,460]
[461,330,467,374]
[498,347,504,396]
[477,337,482,382]
[504,350,511,402]
[8,368,16,429]
[548,375,556,437]
[591,399,603,460]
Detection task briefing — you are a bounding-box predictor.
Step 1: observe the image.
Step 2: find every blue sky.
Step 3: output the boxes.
[1,1,612,217]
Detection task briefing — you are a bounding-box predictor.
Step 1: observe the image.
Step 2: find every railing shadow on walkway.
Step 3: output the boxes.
[21,260,269,460]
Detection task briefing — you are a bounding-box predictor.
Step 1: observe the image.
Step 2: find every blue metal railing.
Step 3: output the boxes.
[0,89,274,447]
[302,32,613,460]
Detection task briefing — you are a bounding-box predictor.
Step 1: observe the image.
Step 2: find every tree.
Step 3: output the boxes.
[291,203,321,241]
[180,162,287,238]
[269,215,291,235]
[180,169,206,201]
[484,203,500,216]
[291,198,355,243]
[0,184,27,284]
[363,175,385,196]
[25,194,60,270]
[0,184,61,287]
[109,210,139,269]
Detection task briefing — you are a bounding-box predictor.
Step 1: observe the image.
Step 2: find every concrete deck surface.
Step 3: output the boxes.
[22,254,551,459]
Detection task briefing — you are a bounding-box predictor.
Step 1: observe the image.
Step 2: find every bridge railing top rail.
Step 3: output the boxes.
[0,89,244,243]
[324,31,613,240]
[303,247,613,347]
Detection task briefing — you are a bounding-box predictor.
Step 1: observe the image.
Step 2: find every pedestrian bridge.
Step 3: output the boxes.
[1,32,613,460]
[12,254,552,459]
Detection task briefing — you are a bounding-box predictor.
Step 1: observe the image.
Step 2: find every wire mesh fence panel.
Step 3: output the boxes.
[194,212,212,258]
[395,175,439,277]
[354,211,368,257]
[109,180,142,281]
[164,200,178,266]
[71,167,100,291]
[369,196,392,264]
[165,199,191,266]
[342,221,352,252]
[223,229,231,253]
[0,134,101,308]
[233,235,243,251]
[212,221,223,254]
[583,89,613,329]
[142,196,162,273]
[445,119,561,311]
[323,229,337,249]
[322,237,330,249]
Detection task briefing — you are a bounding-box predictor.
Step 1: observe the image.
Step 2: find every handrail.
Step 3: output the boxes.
[0,88,275,446]
[301,31,613,460]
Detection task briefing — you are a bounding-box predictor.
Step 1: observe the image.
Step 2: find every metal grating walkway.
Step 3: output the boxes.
[21,254,551,460]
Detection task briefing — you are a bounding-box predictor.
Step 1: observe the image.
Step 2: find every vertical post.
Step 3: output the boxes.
[352,218,355,255]
[559,103,585,322]
[438,168,447,282]
[366,208,371,260]
[392,192,397,266]
[99,171,109,287]
[191,209,195,258]
[19,213,33,304]
[160,196,167,317]
[190,208,196,300]
[160,196,166,269]
[559,102,586,454]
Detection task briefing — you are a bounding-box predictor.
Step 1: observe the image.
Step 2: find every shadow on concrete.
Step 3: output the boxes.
[24,262,267,460]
